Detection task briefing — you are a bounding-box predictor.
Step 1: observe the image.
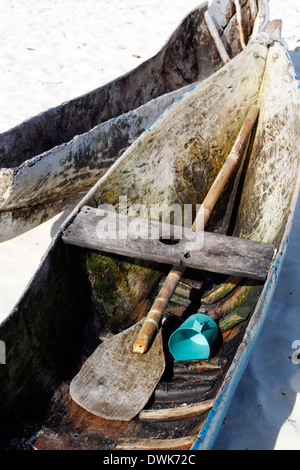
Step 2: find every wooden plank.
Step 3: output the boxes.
[62,206,276,281]
[139,399,214,422]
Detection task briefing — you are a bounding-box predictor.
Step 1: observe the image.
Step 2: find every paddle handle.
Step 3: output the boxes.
[132,105,260,354]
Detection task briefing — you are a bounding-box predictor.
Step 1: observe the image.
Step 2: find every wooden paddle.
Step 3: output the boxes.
[70,105,259,421]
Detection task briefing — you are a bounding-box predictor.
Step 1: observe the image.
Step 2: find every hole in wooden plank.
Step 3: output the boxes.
[159,236,181,246]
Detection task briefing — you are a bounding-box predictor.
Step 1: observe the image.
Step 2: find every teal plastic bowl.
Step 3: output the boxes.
[168,313,219,361]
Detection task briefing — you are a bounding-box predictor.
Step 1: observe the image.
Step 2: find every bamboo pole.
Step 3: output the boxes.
[204,10,230,64]
[133,105,260,354]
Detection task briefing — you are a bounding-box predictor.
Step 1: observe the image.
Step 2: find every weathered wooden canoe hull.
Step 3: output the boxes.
[0,0,268,242]
[0,30,299,450]
[0,85,193,242]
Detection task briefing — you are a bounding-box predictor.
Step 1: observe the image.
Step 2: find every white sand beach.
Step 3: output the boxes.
[0,0,299,450]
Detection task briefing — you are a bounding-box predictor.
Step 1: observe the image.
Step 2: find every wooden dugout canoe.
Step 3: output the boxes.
[0,0,268,242]
[1,26,299,451]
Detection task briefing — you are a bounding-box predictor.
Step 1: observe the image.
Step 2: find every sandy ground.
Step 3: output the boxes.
[0,0,299,450]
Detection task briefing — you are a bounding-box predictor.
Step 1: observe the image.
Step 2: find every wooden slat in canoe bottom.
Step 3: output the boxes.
[62,206,276,281]
[114,434,198,451]
[139,399,214,422]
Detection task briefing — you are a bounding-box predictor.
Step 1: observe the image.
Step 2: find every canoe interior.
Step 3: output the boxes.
[0,34,299,450]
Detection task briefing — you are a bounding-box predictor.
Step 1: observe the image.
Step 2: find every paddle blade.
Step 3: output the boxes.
[70,321,165,421]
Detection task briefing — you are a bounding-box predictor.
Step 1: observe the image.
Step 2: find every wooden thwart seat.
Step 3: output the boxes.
[62,206,276,281]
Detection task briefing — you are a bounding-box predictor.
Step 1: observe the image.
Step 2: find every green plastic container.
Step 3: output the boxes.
[168,313,219,361]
